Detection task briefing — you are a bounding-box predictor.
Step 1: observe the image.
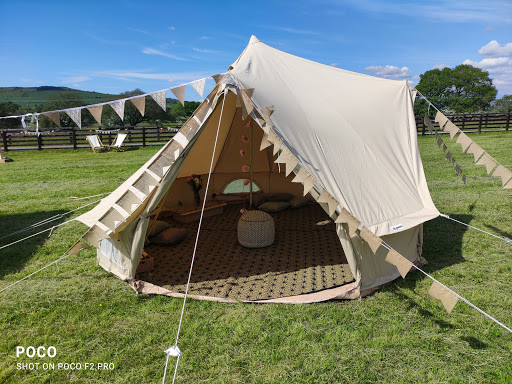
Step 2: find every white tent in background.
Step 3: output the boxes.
[73,36,439,302]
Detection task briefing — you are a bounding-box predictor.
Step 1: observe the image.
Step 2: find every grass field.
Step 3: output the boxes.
[0,132,511,383]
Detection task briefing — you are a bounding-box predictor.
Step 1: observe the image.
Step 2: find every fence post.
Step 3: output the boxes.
[506,110,510,131]
[37,133,42,150]
[2,131,7,151]
[72,128,77,149]
[478,113,483,133]
[461,114,465,130]
[142,127,146,147]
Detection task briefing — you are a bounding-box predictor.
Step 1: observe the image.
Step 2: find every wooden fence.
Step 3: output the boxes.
[415,111,511,135]
[1,126,179,151]
[1,111,511,151]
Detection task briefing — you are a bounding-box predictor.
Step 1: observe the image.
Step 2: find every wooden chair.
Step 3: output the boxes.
[110,133,127,151]
[86,135,105,153]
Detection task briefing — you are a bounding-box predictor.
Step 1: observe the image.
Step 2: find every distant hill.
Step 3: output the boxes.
[0,86,178,109]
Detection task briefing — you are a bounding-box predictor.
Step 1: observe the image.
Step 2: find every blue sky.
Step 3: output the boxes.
[1,0,511,100]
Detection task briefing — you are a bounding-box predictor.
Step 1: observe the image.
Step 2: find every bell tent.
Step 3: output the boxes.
[74,36,440,303]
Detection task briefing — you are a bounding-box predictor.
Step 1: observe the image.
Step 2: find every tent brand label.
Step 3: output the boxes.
[390,224,404,232]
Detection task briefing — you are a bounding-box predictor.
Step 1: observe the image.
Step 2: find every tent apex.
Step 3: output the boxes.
[249,35,261,44]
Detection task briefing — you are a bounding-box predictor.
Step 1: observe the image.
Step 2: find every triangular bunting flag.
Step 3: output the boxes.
[335,208,360,237]
[150,90,167,111]
[359,226,382,254]
[190,78,206,97]
[428,280,459,314]
[424,116,435,133]
[87,105,103,126]
[211,73,225,84]
[43,112,61,127]
[237,89,255,120]
[267,130,282,155]
[171,86,186,106]
[445,151,452,162]
[466,142,485,162]
[461,174,467,184]
[260,105,274,125]
[455,132,472,152]
[436,135,443,148]
[385,249,413,279]
[65,108,81,128]
[291,166,316,196]
[443,120,459,140]
[476,152,498,174]
[442,143,447,153]
[492,164,512,187]
[130,96,146,116]
[110,100,125,120]
[455,163,462,175]
[435,111,449,129]
[317,189,339,216]
[66,240,91,256]
[275,147,299,176]
[260,133,272,151]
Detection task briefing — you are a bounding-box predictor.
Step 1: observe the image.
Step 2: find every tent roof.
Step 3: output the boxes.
[229,36,439,235]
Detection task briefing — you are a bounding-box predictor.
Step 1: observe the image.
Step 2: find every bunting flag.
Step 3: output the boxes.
[359,226,382,254]
[150,90,167,111]
[462,174,467,184]
[317,189,339,216]
[436,134,443,148]
[238,88,255,120]
[384,249,413,279]
[424,115,435,132]
[428,280,459,314]
[455,164,462,175]
[291,166,316,196]
[492,165,512,187]
[260,133,272,151]
[87,105,103,126]
[190,78,206,97]
[445,151,452,162]
[442,143,448,153]
[66,240,92,256]
[211,73,225,84]
[466,142,485,162]
[260,105,274,124]
[335,208,360,237]
[65,108,81,128]
[275,147,299,176]
[110,100,125,120]
[267,130,282,155]
[130,96,146,116]
[171,86,186,106]
[455,131,472,152]
[435,110,449,129]
[476,152,498,174]
[43,112,61,127]
[443,120,459,140]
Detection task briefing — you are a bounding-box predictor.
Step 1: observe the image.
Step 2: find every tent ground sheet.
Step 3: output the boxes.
[139,203,354,301]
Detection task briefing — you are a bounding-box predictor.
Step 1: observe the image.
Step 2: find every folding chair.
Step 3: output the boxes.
[110,133,127,151]
[86,135,105,153]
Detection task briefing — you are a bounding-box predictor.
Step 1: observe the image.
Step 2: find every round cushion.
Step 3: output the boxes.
[237,210,275,248]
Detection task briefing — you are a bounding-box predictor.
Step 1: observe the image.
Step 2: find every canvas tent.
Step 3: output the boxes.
[74,35,439,303]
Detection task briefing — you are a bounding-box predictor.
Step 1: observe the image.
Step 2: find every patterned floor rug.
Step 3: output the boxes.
[139,203,354,301]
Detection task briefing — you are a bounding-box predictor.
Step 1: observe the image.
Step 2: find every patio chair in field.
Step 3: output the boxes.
[86,135,105,153]
[110,133,128,151]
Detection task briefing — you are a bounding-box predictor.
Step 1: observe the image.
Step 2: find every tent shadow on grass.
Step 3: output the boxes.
[0,210,67,279]
[421,214,472,271]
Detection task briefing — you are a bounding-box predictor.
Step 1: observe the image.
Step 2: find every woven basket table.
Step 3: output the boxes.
[237,210,275,248]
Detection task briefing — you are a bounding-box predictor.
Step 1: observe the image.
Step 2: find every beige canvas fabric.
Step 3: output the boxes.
[456,132,472,152]
[87,105,103,126]
[429,281,459,313]
[75,36,439,297]
[171,85,186,106]
[130,96,146,116]
[43,112,61,127]
[230,36,439,236]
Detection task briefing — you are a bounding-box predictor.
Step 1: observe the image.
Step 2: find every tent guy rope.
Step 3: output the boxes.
[379,241,512,334]
[440,213,511,244]
[162,90,227,384]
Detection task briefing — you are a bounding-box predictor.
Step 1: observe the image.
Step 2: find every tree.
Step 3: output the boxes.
[169,101,200,123]
[0,102,22,129]
[415,64,497,115]
[490,95,512,112]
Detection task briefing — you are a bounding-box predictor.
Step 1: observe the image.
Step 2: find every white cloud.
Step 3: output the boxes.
[432,64,449,70]
[168,26,176,31]
[260,25,322,36]
[364,65,411,79]
[329,63,339,67]
[88,69,213,83]
[72,84,82,88]
[142,47,188,61]
[477,40,512,58]
[464,40,512,95]
[60,75,91,84]
[20,78,44,84]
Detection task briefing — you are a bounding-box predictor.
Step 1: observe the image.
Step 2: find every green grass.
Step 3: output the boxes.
[1,132,511,383]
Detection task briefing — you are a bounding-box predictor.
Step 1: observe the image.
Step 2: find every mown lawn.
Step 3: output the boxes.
[0,133,511,383]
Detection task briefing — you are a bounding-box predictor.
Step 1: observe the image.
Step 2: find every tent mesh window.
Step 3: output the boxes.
[222,179,261,194]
